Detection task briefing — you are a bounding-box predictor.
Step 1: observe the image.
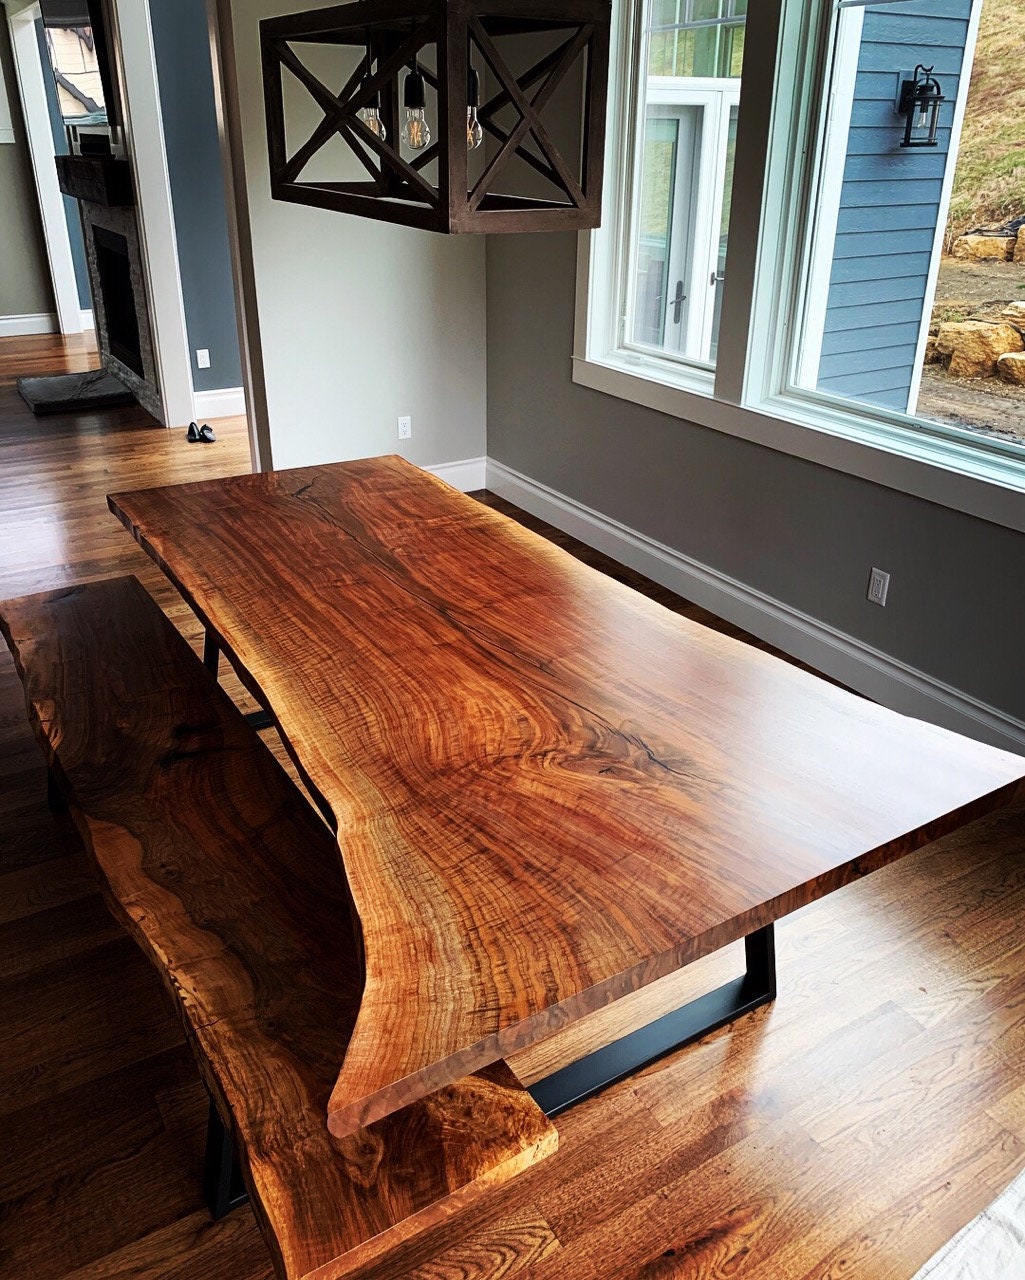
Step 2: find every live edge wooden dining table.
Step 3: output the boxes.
[109,454,1025,1150]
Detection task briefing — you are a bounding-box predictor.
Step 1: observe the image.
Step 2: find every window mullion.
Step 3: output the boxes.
[710,0,785,406]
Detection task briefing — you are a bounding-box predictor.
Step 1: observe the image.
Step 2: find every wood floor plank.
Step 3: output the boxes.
[0,892,118,980]
[0,937,185,1117]
[0,851,96,926]
[0,1046,196,1203]
[57,1209,273,1280]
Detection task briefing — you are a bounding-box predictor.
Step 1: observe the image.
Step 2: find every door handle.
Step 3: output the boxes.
[672,280,686,325]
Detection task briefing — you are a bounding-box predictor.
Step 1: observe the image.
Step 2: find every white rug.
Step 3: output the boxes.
[913,1169,1025,1278]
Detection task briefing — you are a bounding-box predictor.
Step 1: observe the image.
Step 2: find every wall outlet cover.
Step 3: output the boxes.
[867,567,890,607]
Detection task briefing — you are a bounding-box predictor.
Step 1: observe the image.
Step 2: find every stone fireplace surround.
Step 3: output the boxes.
[80,199,163,422]
[55,154,164,423]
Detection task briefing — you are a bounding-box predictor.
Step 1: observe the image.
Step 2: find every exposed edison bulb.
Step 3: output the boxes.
[466,107,483,150]
[357,90,386,143]
[403,107,431,150]
[466,67,483,150]
[403,65,431,150]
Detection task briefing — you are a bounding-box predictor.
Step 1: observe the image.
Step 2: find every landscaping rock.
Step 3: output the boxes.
[952,234,1016,262]
[997,352,1025,385]
[936,321,1024,378]
[1002,302,1025,328]
[1016,227,1025,264]
[924,337,942,364]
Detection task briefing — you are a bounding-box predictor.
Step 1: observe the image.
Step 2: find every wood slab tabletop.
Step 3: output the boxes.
[109,455,1025,1138]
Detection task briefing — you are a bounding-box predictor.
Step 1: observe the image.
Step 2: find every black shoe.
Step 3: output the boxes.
[198,424,216,443]
[187,421,200,442]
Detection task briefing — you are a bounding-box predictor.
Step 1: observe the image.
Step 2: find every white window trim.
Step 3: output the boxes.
[793,2,864,390]
[574,0,1025,536]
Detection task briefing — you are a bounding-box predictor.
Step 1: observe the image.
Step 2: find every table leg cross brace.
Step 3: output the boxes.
[529,923,776,1116]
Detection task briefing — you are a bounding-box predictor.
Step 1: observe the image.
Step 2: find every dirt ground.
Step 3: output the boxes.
[916,258,1025,442]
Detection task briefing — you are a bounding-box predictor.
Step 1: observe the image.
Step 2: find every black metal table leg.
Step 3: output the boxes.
[528,923,777,1117]
[202,630,220,677]
[203,1096,249,1219]
[204,629,273,730]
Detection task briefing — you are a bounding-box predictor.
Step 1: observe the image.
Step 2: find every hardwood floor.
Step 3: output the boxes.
[1,332,1024,1279]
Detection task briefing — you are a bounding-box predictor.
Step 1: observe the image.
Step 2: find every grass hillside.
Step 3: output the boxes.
[945,0,1025,245]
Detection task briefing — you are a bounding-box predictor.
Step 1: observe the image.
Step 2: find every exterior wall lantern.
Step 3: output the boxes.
[897,64,945,148]
[260,0,611,234]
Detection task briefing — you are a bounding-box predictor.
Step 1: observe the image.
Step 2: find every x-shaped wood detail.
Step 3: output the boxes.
[469,20,592,210]
[269,29,439,207]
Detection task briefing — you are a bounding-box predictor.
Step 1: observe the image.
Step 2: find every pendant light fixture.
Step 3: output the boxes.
[260,0,611,234]
[402,58,431,150]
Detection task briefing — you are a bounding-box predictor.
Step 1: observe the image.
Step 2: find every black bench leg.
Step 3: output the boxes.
[528,923,777,1117]
[203,1096,249,1219]
[46,768,68,814]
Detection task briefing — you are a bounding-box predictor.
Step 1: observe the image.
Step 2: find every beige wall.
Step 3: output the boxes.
[0,19,54,319]
[224,0,487,472]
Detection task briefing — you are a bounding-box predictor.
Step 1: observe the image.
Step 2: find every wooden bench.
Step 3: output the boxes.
[0,575,556,1280]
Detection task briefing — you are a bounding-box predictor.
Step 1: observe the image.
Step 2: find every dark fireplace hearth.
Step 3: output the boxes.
[93,226,143,378]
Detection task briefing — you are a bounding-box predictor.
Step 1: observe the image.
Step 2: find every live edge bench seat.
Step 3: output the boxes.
[0,576,556,1280]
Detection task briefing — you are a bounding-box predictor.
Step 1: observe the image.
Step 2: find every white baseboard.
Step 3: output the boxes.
[486,458,1025,754]
[193,386,246,420]
[427,456,487,493]
[0,312,58,337]
[80,309,94,330]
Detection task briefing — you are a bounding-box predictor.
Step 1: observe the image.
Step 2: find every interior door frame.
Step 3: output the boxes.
[5,0,196,427]
[5,0,85,335]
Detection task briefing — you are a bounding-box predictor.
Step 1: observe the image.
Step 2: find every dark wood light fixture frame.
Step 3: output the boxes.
[260,0,611,233]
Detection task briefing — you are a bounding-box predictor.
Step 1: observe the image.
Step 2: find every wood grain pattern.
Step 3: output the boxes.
[0,575,556,1280]
[107,455,1025,1138]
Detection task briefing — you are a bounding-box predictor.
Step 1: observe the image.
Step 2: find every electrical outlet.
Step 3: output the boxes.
[196,349,211,369]
[867,567,890,607]
[397,415,412,440]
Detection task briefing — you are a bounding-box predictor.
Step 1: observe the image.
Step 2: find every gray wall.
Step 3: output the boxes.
[0,21,54,318]
[150,0,242,393]
[485,230,1025,723]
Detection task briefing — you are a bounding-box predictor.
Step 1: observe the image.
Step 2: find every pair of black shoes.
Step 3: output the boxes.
[187,421,216,444]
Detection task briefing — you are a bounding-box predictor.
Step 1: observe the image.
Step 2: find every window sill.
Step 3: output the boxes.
[572,352,1025,535]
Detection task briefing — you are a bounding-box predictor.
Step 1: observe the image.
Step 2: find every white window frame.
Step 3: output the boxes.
[573,0,1025,536]
[628,81,739,362]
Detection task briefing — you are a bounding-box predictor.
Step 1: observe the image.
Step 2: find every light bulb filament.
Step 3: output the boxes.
[404,107,430,150]
[466,106,483,151]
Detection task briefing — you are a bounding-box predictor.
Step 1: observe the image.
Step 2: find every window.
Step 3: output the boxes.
[574,0,1025,532]
[589,0,745,385]
[44,27,106,124]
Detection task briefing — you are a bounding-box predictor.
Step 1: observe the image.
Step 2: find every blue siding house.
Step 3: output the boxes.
[813,0,975,413]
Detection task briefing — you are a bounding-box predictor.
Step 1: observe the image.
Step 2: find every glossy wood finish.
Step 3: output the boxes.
[109,455,1025,1139]
[0,574,556,1280]
[5,335,1025,1280]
